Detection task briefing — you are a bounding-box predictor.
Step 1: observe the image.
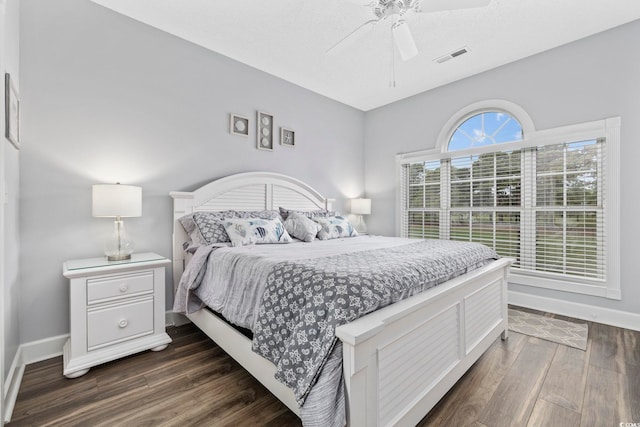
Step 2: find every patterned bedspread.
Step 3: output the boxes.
[250,239,498,405]
[173,237,498,426]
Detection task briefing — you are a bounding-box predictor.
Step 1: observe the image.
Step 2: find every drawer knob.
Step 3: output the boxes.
[118,319,128,328]
[119,284,128,292]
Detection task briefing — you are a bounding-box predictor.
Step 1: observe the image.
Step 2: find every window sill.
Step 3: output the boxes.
[509,270,621,300]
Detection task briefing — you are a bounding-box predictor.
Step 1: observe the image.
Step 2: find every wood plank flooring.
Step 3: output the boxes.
[7,308,640,427]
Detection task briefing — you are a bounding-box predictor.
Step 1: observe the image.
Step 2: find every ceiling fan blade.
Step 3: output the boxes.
[392,20,418,61]
[418,0,491,14]
[326,19,378,55]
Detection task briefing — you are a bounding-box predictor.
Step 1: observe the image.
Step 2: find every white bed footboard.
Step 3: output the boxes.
[336,257,511,427]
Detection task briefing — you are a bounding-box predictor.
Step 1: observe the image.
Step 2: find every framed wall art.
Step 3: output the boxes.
[280,127,295,147]
[229,114,249,137]
[256,111,273,151]
[5,73,20,150]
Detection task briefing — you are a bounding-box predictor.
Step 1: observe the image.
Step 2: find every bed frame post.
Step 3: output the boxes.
[169,191,195,291]
[501,263,510,341]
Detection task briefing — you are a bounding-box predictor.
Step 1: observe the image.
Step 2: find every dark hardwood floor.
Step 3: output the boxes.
[7,309,640,426]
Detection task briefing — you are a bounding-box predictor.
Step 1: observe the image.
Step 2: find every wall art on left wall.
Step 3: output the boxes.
[4,73,20,149]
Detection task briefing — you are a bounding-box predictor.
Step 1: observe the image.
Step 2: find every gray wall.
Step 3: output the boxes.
[2,0,20,380]
[364,19,640,315]
[19,0,365,343]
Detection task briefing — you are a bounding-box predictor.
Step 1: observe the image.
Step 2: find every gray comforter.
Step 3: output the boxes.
[173,236,498,426]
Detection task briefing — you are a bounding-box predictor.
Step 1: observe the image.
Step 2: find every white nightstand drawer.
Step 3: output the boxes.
[87,271,154,304]
[87,297,154,350]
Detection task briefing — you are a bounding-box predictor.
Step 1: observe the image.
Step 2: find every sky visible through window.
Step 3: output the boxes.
[449,112,523,151]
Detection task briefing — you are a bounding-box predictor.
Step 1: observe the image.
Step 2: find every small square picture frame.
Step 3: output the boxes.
[5,73,20,150]
[257,111,274,151]
[229,113,249,137]
[280,127,295,147]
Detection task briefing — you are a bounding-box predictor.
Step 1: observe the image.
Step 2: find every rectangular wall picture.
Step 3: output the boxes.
[229,114,249,137]
[257,111,273,151]
[280,127,295,147]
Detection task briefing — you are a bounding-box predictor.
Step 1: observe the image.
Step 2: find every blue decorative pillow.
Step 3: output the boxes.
[179,210,280,247]
[223,217,293,247]
[313,216,358,240]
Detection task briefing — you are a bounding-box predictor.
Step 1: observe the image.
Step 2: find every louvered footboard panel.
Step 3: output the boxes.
[464,278,503,352]
[377,304,461,426]
[337,258,511,427]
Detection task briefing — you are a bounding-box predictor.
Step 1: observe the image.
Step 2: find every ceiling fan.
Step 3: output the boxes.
[327,0,492,61]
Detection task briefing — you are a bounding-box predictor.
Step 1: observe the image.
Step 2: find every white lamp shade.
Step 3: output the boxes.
[92,184,142,218]
[351,198,371,215]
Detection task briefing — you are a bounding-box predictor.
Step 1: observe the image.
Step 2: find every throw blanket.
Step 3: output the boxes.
[251,239,498,405]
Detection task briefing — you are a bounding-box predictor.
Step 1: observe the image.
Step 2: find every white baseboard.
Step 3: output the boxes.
[509,290,640,331]
[3,347,24,424]
[3,334,67,423]
[21,334,68,365]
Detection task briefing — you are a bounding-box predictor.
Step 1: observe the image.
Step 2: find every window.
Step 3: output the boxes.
[449,111,523,150]
[398,101,620,299]
[532,140,604,279]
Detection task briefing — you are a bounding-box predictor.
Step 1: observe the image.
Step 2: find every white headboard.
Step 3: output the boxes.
[170,172,333,288]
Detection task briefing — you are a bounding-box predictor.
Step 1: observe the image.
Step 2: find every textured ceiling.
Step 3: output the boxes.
[90,0,640,111]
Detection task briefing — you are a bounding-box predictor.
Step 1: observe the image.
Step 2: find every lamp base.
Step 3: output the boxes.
[354,215,367,234]
[104,219,134,262]
[107,254,132,261]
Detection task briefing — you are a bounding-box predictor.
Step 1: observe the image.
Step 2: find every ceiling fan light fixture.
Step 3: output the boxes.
[392,19,418,61]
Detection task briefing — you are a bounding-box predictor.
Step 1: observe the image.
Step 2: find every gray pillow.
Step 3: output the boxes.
[283,211,322,242]
[279,206,334,221]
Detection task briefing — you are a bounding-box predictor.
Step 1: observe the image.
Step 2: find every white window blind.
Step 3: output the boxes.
[526,139,605,279]
[402,150,522,265]
[403,160,442,239]
[448,151,522,265]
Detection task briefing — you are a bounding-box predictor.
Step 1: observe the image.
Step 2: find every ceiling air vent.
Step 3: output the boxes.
[434,46,469,64]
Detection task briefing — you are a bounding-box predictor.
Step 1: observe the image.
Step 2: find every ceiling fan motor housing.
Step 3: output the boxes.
[373,0,421,19]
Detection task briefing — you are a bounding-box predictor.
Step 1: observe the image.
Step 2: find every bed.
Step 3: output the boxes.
[171,171,512,427]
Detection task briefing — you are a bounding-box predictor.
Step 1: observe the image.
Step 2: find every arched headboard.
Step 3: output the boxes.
[170,172,333,287]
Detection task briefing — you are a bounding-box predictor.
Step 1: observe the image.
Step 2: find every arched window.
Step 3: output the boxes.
[399,101,620,299]
[448,111,523,151]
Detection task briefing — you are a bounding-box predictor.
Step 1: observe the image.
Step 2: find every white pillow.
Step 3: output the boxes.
[223,217,293,247]
[283,212,322,242]
[313,216,358,240]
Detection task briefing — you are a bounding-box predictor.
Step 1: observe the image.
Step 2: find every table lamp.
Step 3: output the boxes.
[351,198,371,234]
[92,183,142,261]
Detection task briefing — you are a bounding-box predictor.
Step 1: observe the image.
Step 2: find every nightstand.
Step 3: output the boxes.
[62,252,172,378]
